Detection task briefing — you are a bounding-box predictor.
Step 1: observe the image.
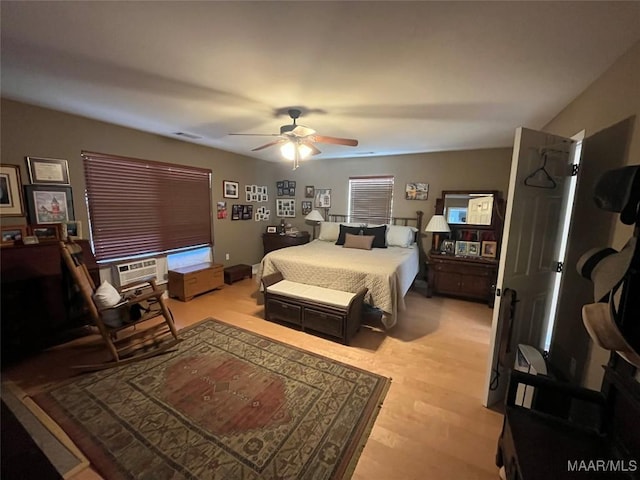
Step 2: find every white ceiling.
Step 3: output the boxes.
[2,1,639,162]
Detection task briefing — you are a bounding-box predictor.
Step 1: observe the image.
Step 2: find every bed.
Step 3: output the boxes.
[258,212,424,329]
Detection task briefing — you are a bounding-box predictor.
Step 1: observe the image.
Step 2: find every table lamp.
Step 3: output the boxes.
[305,209,324,239]
[425,214,450,252]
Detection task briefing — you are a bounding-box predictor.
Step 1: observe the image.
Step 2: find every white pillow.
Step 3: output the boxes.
[93,281,122,309]
[318,222,341,241]
[386,225,418,248]
[93,281,125,327]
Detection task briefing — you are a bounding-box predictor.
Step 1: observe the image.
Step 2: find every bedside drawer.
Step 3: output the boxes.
[433,263,471,275]
[267,298,302,325]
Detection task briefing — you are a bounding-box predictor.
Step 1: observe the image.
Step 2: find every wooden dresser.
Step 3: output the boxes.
[427,254,498,305]
[262,231,310,256]
[425,189,503,306]
[168,262,224,301]
[1,240,99,363]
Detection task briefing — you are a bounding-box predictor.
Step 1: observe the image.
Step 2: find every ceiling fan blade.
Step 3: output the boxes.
[251,138,287,151]
[229,133,282,137]
[302,141,322,156]
[313,135,358,147]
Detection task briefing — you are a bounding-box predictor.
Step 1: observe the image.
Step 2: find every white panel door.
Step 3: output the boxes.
[482,127,581,407]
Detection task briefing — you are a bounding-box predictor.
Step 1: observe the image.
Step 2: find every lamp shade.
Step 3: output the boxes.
[305,209,324,222]
[425,214,450,233]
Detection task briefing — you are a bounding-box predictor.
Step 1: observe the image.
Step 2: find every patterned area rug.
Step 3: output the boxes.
[33,318,391,479]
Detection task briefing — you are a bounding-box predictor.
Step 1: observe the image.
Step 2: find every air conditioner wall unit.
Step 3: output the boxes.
[115,258,159,288]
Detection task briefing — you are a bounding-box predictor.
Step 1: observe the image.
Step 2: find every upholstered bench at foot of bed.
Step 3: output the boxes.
[261,272,367,345]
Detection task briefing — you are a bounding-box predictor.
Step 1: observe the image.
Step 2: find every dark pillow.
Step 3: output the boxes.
[363,225,387,248]
[335,224,363,245]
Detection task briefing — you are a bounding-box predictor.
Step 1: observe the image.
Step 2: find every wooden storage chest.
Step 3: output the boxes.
[168,262,224,301]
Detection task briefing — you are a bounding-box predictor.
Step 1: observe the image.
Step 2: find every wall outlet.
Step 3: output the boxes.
[225,253,230,261]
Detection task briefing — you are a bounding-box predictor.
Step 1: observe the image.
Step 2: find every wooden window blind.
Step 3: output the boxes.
[82,151,212,262]
[348,176,394,224]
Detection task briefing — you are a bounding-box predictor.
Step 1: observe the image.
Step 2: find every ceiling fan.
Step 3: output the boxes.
[230,109,358,168]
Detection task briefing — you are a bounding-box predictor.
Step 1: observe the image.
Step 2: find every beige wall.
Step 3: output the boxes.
[272,149,512,253]
[0,98,274,268]
[1,98,512,269]
[542,41,639,389]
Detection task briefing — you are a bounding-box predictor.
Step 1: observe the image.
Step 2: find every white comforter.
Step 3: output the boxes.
[258,239,419,329]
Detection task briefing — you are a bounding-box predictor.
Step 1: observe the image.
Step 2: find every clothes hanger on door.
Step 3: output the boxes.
[524,151,557,189]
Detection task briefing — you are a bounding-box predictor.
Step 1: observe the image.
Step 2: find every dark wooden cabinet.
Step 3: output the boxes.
[262,232,310,256]
[497,366,640,480]
[1,240,99,363]
[427,254,498,304]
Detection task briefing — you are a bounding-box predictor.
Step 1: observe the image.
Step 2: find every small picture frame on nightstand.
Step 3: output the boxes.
[440,239,455,255]
[455,241,469,256]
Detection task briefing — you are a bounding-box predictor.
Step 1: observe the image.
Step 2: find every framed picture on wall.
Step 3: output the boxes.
[217,201,227,219]
[231,204,241,220]
[24,185,74,224]
[314,188,331,208]
[305,186,314,198]
[255,206,269,222]
[276,199,296,217]
[26,156,70,185]
[405,182,429,200]
[241,204,253,220]
[223,180,239,199]
[0,165,25,216]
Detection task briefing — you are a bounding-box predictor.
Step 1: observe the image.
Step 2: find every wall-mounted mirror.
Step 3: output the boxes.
[443,192,495,226]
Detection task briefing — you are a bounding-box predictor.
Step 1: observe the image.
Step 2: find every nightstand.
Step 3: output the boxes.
[262,232,310,256]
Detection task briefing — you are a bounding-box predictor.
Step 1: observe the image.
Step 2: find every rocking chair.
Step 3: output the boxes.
[60,241,181,370]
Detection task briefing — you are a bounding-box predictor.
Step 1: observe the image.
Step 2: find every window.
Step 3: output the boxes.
[348,176,394,224]
[82,151,212,263]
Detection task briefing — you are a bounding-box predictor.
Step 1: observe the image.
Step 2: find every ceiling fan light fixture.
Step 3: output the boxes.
[231,109,358,167]
[280,141,312,161]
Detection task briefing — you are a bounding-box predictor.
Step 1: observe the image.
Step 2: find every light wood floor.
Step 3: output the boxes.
[2,278,504,480]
